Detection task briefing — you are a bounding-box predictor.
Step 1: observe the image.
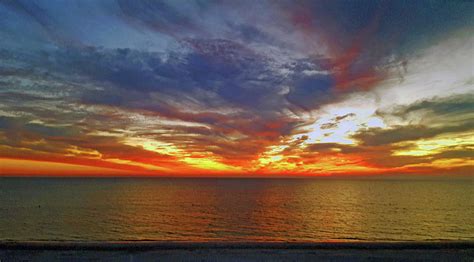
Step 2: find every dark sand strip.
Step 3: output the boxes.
[1,241,473,261]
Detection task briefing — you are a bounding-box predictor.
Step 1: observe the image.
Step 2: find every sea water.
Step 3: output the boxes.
[0,177,472,242]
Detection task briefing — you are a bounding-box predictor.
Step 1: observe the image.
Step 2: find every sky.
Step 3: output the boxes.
[0,0,473,177]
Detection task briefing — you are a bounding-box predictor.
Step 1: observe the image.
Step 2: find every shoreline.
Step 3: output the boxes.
[1,241,473,261]
[1,241,474,250]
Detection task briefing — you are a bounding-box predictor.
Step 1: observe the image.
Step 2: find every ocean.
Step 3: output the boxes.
[0,177,472,242]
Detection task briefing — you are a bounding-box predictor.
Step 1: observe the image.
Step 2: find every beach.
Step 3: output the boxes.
[1,242,473,261]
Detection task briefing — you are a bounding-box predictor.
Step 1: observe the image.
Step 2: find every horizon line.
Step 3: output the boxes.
[1,174,472,180]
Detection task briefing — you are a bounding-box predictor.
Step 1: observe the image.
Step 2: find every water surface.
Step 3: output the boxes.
[0,178,472,242]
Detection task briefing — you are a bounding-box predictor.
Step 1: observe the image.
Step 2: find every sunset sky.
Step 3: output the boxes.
[0,0,473,176]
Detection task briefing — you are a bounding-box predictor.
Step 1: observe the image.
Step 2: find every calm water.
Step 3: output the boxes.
[0,178,473,242]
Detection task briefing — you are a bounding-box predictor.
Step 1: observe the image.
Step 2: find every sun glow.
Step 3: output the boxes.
[394,132,474,157]
[124,137,182,155]
[300,106,386,146]
[182,156,240,172]
[0,158,131,176]
[106,158,170,172]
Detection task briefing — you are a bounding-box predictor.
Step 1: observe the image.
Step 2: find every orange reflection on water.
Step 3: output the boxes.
[78,179,474,242]
[5,178,471,242]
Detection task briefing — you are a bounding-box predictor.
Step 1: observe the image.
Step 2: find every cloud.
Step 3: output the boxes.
[354,123,474,147]
[386,94,474,121]
[320,113,356,130]
[0,0,473,175]
[353,94,474,146]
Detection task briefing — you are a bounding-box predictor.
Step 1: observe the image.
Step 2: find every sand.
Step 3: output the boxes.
[1,241,473,261]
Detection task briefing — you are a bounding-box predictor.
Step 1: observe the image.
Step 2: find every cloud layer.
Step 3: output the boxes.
[0,0,473,176]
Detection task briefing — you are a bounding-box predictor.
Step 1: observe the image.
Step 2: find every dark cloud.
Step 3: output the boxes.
[354,123,474,147]
[285,74,334,110]
[320,113,356,129]
[387,94,474,118]
[305,142,360,154]
[0,116,80,143]
[433,149,474,160]
[355,95,474,146]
